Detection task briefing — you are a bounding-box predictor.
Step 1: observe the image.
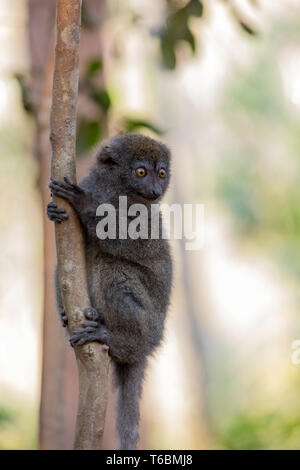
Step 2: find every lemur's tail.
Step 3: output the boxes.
[114,359,147,450]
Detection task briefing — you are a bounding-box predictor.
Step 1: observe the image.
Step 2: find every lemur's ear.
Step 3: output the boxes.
[97,143,118,166]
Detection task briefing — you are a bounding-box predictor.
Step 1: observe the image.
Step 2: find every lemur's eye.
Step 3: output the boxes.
[158,168,166,179]
[136,168,147,177]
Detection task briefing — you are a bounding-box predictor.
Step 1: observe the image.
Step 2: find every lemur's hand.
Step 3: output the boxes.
[47,201,69,223]
[49,177,93,215]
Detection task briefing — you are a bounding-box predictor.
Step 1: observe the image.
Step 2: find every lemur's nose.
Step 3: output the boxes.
[152,189,161,198]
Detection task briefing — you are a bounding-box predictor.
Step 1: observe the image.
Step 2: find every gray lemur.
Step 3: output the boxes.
[47,133,172,450]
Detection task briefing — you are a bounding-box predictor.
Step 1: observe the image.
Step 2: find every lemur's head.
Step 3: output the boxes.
[96,133,171,204]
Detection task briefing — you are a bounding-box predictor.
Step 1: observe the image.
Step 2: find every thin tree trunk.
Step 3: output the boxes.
[50,0,110,450]
[28,0,78,450]
[39,52,79,450]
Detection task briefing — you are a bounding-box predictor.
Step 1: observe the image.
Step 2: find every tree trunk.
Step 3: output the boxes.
[50,0,110,450]
[28,0,79,450]
[39,51,79,450]
[29,0,112,449]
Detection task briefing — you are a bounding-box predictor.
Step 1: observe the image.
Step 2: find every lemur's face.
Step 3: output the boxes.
[127,157,169,202]
[98,133,171,204]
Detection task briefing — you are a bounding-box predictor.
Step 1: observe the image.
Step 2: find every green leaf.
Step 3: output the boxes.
[14,74,33,114]
[86,58,103,77]
[185,0,204,18]
[159,0,203,69]
[239,20,258,36]
[76,119,102,156]
[91,88,111,112]
[161,34,176,69]
[122,118,164,135]
[182,26,196,52]
[0,405,14,426]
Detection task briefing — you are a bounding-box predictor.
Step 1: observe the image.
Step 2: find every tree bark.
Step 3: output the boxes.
[28,0,78,450]
[50,0,110,450]
[38,50,79,450]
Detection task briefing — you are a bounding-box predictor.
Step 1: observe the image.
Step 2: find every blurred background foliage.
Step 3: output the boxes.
[1,0,300,449]
[217,16,300,279]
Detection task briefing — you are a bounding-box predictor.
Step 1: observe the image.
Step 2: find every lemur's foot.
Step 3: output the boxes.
[69,307,108,347]
[47,201,68,223]
[59,306,68,328]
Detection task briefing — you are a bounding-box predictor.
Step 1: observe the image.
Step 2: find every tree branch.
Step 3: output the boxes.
[50,0,110,450]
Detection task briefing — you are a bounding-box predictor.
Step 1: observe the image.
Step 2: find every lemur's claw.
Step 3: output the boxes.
[63,176,83,193]
[58,307,68,327]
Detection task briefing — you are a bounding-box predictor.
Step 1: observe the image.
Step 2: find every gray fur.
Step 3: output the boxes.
[47,133,172,449]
